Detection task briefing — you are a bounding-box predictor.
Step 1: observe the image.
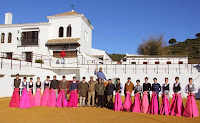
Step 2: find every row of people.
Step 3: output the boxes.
[9,74,199,117]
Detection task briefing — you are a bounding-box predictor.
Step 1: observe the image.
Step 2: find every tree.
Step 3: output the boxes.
[168,38,177,45]
[195,33,200,38]
[137,35,167,55]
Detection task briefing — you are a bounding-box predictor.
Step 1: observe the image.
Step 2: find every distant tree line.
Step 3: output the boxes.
[108,33,200,64]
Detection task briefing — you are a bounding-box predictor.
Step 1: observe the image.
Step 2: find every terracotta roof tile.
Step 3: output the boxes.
[46,38,80,46]
[50,10,81,17]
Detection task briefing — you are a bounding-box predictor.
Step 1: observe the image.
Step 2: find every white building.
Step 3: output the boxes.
[0,11,111,62]
[0,11,199,98]
[121,53,188,65]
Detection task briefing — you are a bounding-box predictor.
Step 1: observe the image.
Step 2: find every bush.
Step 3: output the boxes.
[35,59,44,64]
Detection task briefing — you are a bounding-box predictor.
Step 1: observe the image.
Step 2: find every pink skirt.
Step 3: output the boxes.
[46,89,57,107]
[67,90,78,108]
[121,91,132,111]
[28,89,36,107]
[19,88,31,109]
[57,90,68,107]
[132,93,141,113]
[183,93,199,117]
[141,92,149,113]
[41,88,50,106]
[34,88,41,106]
[170,93,184,116]
[113,92,122,111]
[148,92,158,114]
[160,94,170,115]
[9,88,20,108]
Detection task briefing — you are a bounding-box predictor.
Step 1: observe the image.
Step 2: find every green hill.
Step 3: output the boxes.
[166,38,200,64]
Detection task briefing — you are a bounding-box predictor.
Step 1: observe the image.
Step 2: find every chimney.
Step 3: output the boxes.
[5,13,13,24]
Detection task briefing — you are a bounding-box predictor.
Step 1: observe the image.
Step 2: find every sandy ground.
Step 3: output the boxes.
[0,97,200,123]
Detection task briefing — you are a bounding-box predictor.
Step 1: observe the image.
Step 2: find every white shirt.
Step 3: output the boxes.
[185,84,198,93]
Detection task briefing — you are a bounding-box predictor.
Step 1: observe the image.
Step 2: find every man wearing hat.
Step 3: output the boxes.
[94,67,107,80]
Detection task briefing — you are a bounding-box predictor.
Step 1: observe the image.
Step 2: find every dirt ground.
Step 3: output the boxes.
[0,97,200,123]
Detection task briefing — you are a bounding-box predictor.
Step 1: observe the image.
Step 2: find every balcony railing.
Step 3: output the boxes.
[18,39,39,47]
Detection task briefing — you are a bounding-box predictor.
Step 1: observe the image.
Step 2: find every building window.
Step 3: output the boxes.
[21,31,39,45]
[67,25,72,37]
[8,33,12,43]
[59,27,64,37]
[1,33,5,43]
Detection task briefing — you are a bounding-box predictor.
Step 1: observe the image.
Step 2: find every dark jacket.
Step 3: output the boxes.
[106,83,115,95]
[79,81,89,97]
[95,82,106,95]
[14,79,21,88]
[59,80,70,90]
[50,80,59,89]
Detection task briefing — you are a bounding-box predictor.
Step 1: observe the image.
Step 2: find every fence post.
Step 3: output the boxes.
[41,55,42,68]
[1,56,2,69]
[88,64,89,73]
[135,64,136,74]
[146,64,147,74]
[168,64,169,74]
[20,59,21,70]
[50,55,52,67]
[179,64,180,74]
[125,64,126,74]
[106,64,107,74]
[11,55,12,70]
[191,64,193,74]
[157,64,158,74]
[31,53,33,67]
[115,64,116,74]
[77,55,78,67]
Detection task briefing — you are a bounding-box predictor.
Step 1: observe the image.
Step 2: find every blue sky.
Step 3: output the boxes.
[0,0,200,54]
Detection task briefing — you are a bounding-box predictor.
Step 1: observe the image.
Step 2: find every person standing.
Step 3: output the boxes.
[134,80,142,95]
[19,77,29,93]
[95,78,106,108]
[151,78,161,107]
[13,74,21,95]
[9,74,21,107]
[59,76,70,99]
[173,77,182,94]
[43,76,50,90]
[87,76,97,107]
[50,75,59,98]
[94,67,107,80]
[60,49,66,64]
[69,76,79,92]
[106,79,115,109]
[143,77,151,104]
[124,77,134,97]
[36,77,42,90]
[115,78,123,94]
[29,78,34,94]
[162,77,170,101]
[79,77,88,107]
